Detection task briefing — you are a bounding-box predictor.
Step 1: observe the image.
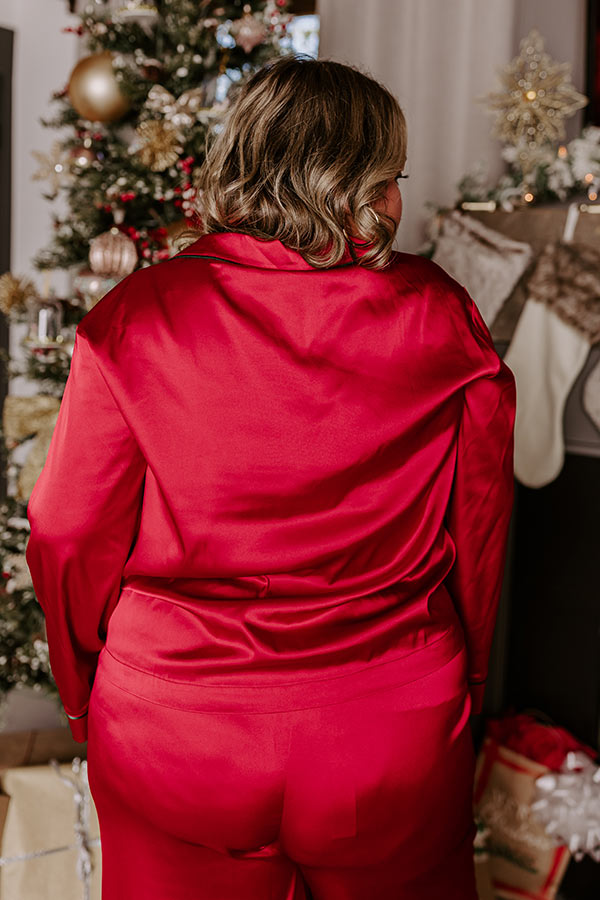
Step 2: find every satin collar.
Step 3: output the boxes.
[174,231,373,271]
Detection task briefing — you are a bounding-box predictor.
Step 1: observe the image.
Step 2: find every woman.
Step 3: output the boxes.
[26,56,516,900]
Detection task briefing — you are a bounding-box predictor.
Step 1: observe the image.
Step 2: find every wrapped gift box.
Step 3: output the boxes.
[474,852,495,900]
[474,736,571,900]
[474,819,496,900]
[0,728,100,900]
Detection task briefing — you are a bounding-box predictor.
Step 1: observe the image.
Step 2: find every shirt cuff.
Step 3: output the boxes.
[65,710,88,743]
[468,680,486,716]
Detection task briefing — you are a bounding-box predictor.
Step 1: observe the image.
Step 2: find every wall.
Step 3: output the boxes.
[0,0,79,294]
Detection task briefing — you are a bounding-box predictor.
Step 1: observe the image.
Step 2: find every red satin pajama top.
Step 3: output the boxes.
[25,232,516,742]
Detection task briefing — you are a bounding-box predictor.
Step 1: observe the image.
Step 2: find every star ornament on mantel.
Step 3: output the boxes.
[479,29,588,153]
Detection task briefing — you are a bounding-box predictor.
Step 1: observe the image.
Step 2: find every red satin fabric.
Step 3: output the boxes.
[25,231,516,742]
[87,639,478,899]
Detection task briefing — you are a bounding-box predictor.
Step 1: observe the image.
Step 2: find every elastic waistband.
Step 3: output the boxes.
[97,628,466,714]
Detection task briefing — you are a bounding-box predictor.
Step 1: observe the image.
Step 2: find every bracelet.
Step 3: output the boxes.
[65,710,88,720]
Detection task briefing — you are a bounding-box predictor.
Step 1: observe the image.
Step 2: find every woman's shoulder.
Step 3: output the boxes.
[387,250,498,359]
[388,249,465,298]
[387,249,479,320]
[75,264,159,347]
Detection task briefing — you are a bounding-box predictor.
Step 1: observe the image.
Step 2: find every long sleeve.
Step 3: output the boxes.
[25,327,147,742]
[443,292,517,716]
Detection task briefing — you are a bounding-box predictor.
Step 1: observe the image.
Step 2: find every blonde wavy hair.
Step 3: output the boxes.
[176,55,408,269]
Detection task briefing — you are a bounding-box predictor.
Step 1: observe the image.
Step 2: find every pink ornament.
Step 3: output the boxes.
[231,13,266,53]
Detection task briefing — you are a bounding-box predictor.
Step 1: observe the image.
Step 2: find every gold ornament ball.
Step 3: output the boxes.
[89,227,139,277]
[68,51,131,123]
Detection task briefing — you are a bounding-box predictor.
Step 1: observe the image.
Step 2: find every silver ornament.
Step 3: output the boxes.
[89,227,138,277]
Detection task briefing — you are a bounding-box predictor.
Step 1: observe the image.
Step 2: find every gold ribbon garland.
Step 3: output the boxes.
[2,395,61,502]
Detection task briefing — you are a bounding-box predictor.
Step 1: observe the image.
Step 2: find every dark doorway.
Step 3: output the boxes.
[586,0,600,125]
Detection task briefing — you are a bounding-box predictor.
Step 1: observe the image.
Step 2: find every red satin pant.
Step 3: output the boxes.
[87,637,478,900]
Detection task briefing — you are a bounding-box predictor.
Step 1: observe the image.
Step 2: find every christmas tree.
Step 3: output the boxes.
[34,0,295,279]
[0,0,312,722]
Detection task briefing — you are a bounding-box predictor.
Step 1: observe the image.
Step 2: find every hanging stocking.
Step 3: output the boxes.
[504,240,600,488]
[432,210,533,328]
[505,300,589,487]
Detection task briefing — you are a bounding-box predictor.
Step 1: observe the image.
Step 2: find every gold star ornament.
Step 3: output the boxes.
[0,272,38,317]
[31,141,73,194]
[134,119,183,172]
[479,29,588,151]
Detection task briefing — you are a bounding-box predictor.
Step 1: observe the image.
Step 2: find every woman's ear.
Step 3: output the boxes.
[373,179,402,228]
